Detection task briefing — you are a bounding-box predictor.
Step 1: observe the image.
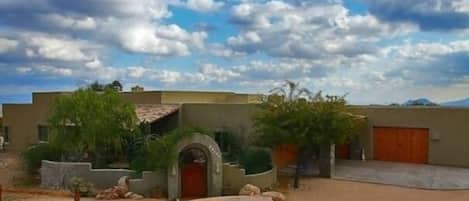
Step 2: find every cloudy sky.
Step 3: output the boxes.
[1,0,469,111]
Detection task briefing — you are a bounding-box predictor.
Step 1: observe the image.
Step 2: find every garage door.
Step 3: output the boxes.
[373,127,429,164]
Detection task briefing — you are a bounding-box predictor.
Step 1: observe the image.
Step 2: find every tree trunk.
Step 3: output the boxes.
[293,147,303,188]
[318,144,335,178]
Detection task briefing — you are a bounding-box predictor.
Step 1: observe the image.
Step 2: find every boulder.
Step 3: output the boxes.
[96,176,130,200]
[262,191,286,201]
[124,192,144,199]
[239,184,261,196]
[118,176,129,187]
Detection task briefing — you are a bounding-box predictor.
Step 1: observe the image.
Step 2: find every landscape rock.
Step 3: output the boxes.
[96,176,138,200]
[125,192,144,199]
[239,184,261,196]
[262,191,286,201]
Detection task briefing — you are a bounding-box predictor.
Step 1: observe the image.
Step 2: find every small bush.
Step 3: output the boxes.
[238,147,272,174]
[216,131,243,162]
[22,143,62,175]
[130,127,211,172]
[69,177,95,197]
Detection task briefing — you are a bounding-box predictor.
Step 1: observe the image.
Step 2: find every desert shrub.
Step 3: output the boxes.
[238,147,272,174]
[69,177,96,197]
[130,127,211,172]
[22,143,62,175]
[215,131,243,162]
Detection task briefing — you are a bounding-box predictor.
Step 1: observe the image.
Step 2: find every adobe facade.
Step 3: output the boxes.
[1,90,261,152]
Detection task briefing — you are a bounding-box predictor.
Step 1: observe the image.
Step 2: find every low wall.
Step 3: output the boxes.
[222,163,277,195]
[40,160,166,196]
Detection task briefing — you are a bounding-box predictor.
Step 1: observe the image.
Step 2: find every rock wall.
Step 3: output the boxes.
[40,160,166,196]
[222,163,277,195]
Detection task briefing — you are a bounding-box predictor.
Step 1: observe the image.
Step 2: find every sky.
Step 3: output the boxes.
[1,0,469,113]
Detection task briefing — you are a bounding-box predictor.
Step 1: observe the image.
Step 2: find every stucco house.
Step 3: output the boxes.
[1,89,261,152]
[3,88,469,168]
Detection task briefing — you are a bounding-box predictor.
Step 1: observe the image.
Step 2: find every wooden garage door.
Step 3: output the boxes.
[373,127,428,164]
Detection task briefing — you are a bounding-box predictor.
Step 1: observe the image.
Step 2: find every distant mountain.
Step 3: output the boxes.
[403,98,438,106]
[442,98,469,107]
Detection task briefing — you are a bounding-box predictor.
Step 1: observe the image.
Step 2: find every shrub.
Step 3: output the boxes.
[238,147,272,174]
[130,127,211,172]
[69,177,95,197]
[216,131,243,162]
[22,143,62,175]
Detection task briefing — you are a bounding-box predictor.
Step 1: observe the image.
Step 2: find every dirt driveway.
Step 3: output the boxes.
[0,152,29,187]
[285,177,469,201]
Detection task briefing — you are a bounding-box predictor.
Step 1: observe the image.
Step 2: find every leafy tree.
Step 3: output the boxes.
[88,80,123,92]
[253,80,363,188]
[109,80,123,92]
[48,88,137,167]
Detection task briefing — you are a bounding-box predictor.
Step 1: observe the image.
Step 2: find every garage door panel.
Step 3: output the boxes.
[373,127,428,164]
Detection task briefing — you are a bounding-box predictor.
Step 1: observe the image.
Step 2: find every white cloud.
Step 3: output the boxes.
[24,35,92,61]
[37,65,73,76]
[38,14,97,30]
[225,1,416,59]
[0,38,18,53]
[186,0,224,12]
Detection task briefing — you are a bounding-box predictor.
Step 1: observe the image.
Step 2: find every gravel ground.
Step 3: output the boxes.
[4,152,469,201]
[284,177,469,201]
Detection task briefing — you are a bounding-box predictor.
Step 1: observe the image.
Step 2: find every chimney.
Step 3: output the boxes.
[131,85,144,92]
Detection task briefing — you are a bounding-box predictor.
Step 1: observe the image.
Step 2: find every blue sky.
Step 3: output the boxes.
[1,0,469,113]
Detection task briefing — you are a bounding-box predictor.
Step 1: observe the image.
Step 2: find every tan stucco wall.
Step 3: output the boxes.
[351,106,469,167]
[2,91,259,152]
[223,163,277,195]
[180,104,258,141]
[161,91,255,104]
[120,91,162,104]
[3,104,36,151]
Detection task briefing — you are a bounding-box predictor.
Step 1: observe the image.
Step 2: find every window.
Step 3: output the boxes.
[3,126,9,143]
[38,125,49,142]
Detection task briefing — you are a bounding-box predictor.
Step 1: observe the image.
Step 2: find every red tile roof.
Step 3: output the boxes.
[135,104,180,123]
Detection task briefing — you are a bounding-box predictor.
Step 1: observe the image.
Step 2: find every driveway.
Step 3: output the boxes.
[286,178,469,201]
[335,159,469,189]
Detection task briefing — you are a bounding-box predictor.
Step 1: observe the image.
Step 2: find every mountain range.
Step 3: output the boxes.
[401,97,469,107]
[442,98,469,107]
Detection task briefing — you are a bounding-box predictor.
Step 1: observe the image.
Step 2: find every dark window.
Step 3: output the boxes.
[3,126,9,143]
[38,125,49,142]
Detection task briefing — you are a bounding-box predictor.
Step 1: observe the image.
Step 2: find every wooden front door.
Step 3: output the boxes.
[181,148,207,198]
[181,163,206,198]
[373,127,428,164]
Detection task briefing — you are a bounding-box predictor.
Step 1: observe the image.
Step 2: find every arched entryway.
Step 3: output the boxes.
[180,147,207,198]
[167,134,222,200]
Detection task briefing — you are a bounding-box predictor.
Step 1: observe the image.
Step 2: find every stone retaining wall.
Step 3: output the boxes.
[40,160,166,196]
[222,163,277,195]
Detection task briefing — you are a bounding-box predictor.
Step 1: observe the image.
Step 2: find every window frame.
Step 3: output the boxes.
[3,126,9,144]
[37,125,49,143]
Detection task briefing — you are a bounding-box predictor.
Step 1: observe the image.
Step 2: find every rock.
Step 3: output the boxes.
[95,176,134,200]
[125,192,144,199]
[262,191,286,201]
[96,185,128,199]
[96,188,119,200]
[239,184,261,196]
[118,176,129,187]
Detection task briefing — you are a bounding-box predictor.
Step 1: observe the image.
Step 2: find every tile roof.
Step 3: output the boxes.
[135,104,180,123]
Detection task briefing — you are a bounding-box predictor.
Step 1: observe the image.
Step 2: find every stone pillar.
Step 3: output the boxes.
[318,144,335,178]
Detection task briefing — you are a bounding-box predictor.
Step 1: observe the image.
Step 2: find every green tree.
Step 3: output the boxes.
[48,88,137,167]
[253,80,363,188]
[88,80,123,92]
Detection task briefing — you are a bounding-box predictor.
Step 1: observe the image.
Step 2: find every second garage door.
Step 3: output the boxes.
[373,127,429,164]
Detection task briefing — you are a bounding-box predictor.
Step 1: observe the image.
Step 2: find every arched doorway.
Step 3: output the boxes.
[180,147,207,198]
[167,134,222,200]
